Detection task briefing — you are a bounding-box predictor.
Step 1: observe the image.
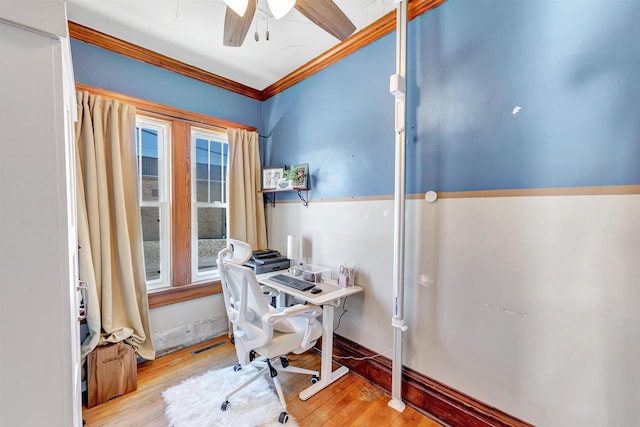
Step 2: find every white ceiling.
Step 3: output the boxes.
[65,0,397,90]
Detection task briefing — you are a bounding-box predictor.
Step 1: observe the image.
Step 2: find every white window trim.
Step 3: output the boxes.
[190,127,229,283]
[136,116,171,291]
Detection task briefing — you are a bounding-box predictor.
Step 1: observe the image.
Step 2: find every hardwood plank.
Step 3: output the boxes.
[350,393,402,426]
[82,336,441,426]
[331,334,532,427]
[390,406,442,427]
[298,377,372,426]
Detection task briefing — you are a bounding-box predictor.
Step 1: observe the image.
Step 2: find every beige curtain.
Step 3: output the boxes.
[76,91,155,360]
[227,128,268,250]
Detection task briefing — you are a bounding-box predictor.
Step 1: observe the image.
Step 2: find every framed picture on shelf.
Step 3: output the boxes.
[262,166,284,190]
[287,163,309,189]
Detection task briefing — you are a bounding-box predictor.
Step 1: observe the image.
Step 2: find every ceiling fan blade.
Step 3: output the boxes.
[223,0,256,47]
[294,0,356,41]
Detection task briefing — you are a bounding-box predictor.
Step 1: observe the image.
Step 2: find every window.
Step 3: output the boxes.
[191,128,229,282]
[82,83,256,307]
[135,117,171,290]
[135,115,231,292]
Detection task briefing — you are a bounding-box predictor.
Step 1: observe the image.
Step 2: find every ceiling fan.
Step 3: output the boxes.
[222,0,356,47]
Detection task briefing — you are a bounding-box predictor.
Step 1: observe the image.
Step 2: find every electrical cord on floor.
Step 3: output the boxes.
[332,296,397,361]
[333,348,393,361]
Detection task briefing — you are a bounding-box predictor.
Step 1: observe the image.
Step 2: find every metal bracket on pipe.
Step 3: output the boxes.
[391,317,408,332]
[390,74,406,99]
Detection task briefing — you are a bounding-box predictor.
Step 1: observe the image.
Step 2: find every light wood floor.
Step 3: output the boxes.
[82,335,442,426]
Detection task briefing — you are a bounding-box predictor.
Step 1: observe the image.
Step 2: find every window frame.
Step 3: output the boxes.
[190,127,229,283]
[135,116,171,291]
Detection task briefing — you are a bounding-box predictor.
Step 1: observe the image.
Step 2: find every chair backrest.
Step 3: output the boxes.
[217,240,273,364]
[223,239,253,265]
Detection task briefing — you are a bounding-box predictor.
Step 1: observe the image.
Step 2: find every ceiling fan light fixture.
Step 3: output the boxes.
[223,0,249,17]
[267,0,296,20]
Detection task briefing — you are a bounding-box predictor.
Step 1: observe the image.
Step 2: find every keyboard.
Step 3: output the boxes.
[268,274,315,291]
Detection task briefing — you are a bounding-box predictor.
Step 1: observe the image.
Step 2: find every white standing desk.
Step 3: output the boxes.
[256,271,363,400]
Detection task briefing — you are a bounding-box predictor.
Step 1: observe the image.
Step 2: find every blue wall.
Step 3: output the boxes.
[71,0,640,199]
[71,40,263,131]
[263,0,640,198]
[263,32,396,198]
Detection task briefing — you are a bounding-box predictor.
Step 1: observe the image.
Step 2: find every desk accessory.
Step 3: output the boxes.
[244,249,290,274]
[287,234,304,272]
[338,264,355,287]
[300,264,329,283]
[269,273,315,291]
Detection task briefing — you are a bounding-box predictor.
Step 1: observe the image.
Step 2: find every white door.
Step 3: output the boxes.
[63,48,83,426]
[0,2,82,425]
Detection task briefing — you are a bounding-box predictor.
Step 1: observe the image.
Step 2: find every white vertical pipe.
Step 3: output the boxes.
[388,0,408,413]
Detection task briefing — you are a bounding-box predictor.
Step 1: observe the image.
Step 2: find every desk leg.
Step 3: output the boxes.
[299,303,350,400]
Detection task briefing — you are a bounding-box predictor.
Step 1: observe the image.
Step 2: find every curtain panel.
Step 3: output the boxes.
[227,128,268,250]
[75,91,155,360]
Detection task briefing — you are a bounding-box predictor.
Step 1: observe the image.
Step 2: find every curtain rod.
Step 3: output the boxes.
[77,84,268,137]
[136,107,226,131]
[137,107,267,138]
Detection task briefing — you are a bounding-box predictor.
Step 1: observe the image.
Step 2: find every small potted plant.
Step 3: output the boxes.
[284,165,306,188]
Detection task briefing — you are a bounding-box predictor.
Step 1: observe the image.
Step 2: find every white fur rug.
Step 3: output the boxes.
[162,364,299,427]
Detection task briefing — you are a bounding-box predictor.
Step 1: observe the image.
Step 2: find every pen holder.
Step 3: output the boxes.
[338,268,355,287]
[338,273,347,287]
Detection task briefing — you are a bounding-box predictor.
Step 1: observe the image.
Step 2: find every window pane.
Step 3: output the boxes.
[137,127,159,202]
[193,138,226,204]
[141,206,161,281]
[209,141,225,203]
[197,207,226,272]
[222,143,228,201]
[196,179,209,203]
[195,138,209,203]
[209,163,222,202]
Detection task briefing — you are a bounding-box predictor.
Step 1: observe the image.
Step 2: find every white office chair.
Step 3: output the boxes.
[217,239,323,424]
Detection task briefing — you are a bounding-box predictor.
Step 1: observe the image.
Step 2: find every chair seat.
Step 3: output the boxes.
[252,316,322,359]
[219,240,324,422]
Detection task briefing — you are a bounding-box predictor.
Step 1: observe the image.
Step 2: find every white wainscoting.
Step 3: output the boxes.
[265,194,640,427]
[149,295,228,355]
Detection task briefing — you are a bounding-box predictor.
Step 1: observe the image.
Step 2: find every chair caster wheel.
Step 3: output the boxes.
[221,400,230,411]
[311,375,319,384]
[279,412,289,424]
[233,364,242,372]
[280,356,289,368]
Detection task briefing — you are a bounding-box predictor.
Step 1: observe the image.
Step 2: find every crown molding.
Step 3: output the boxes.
[68,0,446,102]
[68,21,264,101]
[262,0,446,99]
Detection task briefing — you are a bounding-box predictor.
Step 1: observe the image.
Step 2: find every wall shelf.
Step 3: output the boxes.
[261,188,309,207]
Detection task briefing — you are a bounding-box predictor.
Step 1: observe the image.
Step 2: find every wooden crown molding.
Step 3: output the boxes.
[262,0,446,99]
[68,0,446,101]
[68,21,263,101]
[327,334,533,427]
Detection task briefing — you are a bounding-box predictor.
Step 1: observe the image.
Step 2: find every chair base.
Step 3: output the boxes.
[220,356,319,424]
